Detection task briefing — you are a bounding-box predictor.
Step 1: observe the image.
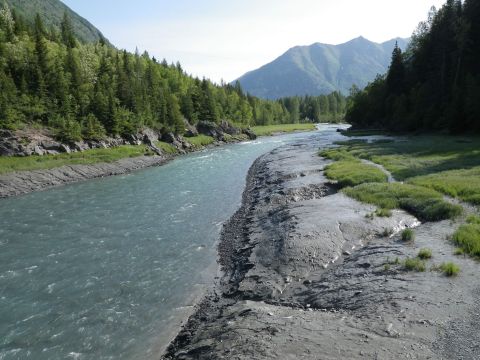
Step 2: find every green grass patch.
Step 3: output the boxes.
[186,135,215,148]
[375,208,392,217]
[155,141,178,154]
[439,262,460,277]
[418,248,432,259]
[0,145,151,175]
[404,258,426,272]
[401,228,415,242]
[343,183,463,222]
[341,129,389,137]
[323,160,388,187]
[409,168,480,205]
[452,221,480,257]
[251,123,316,137]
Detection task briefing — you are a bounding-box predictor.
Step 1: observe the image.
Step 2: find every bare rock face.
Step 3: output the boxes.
[183,119,199,137]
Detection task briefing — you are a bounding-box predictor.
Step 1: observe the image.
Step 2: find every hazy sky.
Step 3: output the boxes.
[61,0,446,83]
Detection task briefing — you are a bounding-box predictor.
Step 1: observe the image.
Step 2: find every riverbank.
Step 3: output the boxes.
[0,123,321,199]
[163,134,480,359]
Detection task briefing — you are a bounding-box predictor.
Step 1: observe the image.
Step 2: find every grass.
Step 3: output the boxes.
[404,257,426,272]
[375,208,392,217]
[418,248,433,259]
[401,228,415,242]
[185,135,215,148]
[323,160,388,187]
[452,216,480,257]
[321,135,480,205]
[155,141,178,154]
[0,145,152,175]
[251,123,316,136]
[438,262,460,277]
[343,183,463,222]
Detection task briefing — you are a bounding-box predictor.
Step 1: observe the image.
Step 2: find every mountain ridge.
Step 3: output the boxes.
[236,37,409,99]
[5,0,107,43]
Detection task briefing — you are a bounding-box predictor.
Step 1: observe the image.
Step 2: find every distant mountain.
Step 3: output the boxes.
[6,0,107,43]
[236,37,409,99]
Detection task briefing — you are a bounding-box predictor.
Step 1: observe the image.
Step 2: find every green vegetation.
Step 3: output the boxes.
[404,258,426,272]
[375,208,392,217]
[452,216,480,258]
[251,123,316,137]
[344,183,462,222]
[323,160,387,187]
[0,145,150,174]
[418,248,432,260]
[186,135,215,148]
[347,0,480,133]
[321,137,480,206]
[155,142,178,155]
[0,4,324,141]
[6,0,107,44]
[438,262,460,277]
[401,228,415,242]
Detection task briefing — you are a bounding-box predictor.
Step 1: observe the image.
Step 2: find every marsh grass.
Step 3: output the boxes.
[404,258,426,272]
[0,145,151,175]
[452,217,480,257]
[343,183,462,221]
[438,262,460,277]
[323,160,388,187]
[418,248,433,259]
[401,228,415,242]
[375,208,392,217]
[251,123,316,136]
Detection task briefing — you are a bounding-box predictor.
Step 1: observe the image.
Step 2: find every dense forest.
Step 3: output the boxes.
[347,0,480,133]
[0,3,345,142]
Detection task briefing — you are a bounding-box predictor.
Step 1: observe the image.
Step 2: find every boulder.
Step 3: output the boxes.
[243,128,257,140]
[219,120,241,135]
[184,120,198,137]
[196,121,221,139]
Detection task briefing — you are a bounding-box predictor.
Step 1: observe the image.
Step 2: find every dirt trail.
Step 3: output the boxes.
[163,137,480,360]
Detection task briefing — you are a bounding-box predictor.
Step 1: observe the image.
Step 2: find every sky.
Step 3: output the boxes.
[61,0,447,83]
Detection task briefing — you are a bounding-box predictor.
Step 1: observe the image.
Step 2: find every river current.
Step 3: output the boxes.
[0,125,343,359]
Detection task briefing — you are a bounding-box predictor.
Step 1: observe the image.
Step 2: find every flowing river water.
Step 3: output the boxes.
[0,125,344,360]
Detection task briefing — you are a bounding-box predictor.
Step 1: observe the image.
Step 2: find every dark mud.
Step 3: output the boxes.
[163,137,480,359]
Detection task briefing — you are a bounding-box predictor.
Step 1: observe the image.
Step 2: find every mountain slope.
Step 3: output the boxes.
[5,0,106,43]
[236,37,409,99]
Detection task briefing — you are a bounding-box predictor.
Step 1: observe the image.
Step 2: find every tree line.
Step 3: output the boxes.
[346,0,480,133]
[0,4,345,142]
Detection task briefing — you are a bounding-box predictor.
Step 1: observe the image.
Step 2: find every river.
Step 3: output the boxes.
[0,125,343,360]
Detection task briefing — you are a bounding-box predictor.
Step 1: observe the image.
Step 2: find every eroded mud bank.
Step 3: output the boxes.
[164,138,480,360]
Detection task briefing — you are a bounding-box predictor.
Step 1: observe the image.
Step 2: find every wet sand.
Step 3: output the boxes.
[163,136,480,359]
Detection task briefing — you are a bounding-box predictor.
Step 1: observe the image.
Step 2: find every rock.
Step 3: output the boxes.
[73,141,90,152]
[41,141,62,151]
[184,120,199,137]
[243,128,257,140]
[219,120,241,135]
[197,121,221,139]
[59,144,71,153]
[33,145,45,156]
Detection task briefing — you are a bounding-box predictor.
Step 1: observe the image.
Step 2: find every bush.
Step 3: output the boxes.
[82,114,106,141]
[53,116,82,143]
[401,228,415,242]
[417,248,432,259]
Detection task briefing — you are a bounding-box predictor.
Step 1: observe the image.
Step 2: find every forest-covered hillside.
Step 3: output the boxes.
[347,0,480,133]
[5,0,106,44]
[0,2,346,143]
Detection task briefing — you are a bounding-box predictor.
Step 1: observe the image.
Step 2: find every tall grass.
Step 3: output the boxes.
[452,216,480,257]
[324,160,388,187]
[343,183,463,221]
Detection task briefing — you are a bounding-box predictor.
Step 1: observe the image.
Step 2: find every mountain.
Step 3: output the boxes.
[5,0,107,43]
[236,37,409,99]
